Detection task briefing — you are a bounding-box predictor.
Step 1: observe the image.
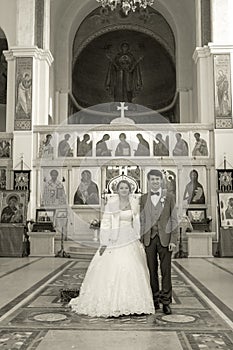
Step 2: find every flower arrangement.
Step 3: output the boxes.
[89,219,101,230]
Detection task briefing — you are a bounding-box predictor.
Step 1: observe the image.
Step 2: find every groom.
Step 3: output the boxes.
[140,169,178,315]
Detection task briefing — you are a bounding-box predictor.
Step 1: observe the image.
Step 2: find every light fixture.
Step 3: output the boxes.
[96,0,154,16]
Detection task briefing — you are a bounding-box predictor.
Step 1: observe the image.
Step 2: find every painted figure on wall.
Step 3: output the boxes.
[0,139,10,158]
[134,133,150,156]
[0,195,23,223]
[105,42,143,102]
[153,133,169,156]
[183,169,205,205]
[58,134,73,157]
[74,170,99,205]
[77,134,92,157]
[163,170,176,200]
[0,169,6,189]
[16,72,32,118]
[192,133,208,157]
[216,69,230,116]
[115,133,131,156]
[39,134,54,158]
[96,134,112,156]
[225,197,233,219]
[172,133,189,156]
[42,169,66,206]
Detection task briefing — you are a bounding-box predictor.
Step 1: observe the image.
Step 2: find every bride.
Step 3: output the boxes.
[69,179,155,317]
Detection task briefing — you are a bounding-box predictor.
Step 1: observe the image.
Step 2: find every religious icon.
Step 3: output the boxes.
[73,169,99,205]
[172,132,189,156]
[42,169,67,207]
[36,209,55,223]
[77,134,92,157]
[0,139,11,158]
[134,133,150,156]
[127,166,141,189]
[115,133,131,156]
[218,192,233,227]
[58,134,73,157]
[214,54,232,127]
[16,71,32,119]
[187,209,206,223]
[153,133,169,156]
[183,169,205,205]
[105,42,143,102]
[14,171,30,191]
[0,190,28,224]
[162,169,177,201]
[191,132,209,157]
[217,169,233,192]
[39,134,54,158]
[0,168,6,190]
[96,134,112,156]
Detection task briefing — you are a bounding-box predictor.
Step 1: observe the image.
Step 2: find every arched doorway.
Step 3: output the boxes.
[71,6,178,123]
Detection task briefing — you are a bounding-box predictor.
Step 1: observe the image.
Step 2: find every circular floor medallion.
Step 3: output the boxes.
[161,314,195,323]
[33,313,67,322]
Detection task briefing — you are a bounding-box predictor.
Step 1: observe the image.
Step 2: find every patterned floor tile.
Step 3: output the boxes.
[0,259,232,350]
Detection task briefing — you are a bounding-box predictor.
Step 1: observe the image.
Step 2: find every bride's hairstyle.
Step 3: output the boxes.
[116,180,132,193]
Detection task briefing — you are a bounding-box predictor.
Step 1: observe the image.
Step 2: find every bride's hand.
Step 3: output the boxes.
[99,245,107,256]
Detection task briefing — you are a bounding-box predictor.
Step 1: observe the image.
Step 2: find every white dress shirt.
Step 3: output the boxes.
[150,187,162,207]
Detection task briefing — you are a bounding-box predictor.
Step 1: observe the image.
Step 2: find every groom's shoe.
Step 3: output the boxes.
[162,304,172,315]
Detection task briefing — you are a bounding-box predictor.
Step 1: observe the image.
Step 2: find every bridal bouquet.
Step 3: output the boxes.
[89,219,101,229]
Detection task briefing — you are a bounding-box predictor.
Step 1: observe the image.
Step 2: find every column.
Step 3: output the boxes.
[3,0,53,220]
[193,46,214,124]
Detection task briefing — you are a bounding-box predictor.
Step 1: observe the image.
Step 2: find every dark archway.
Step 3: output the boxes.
[0,28,8,132]
[70,7,178,123]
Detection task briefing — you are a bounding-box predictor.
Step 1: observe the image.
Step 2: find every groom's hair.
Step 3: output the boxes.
[147,169,163,179]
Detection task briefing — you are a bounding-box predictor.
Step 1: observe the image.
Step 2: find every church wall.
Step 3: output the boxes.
[211,0,233,44]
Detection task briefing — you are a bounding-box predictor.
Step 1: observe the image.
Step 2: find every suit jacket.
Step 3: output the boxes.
[140,191,178,247]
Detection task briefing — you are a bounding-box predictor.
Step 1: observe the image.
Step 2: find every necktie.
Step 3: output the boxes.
[151,191,160,196]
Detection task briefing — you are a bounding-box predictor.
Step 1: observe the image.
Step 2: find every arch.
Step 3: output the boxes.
[52,0,195,121]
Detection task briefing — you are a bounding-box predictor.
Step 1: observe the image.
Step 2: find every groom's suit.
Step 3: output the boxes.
[140,190,178,305]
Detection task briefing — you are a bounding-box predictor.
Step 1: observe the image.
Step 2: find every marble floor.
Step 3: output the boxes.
[0,256,232,350]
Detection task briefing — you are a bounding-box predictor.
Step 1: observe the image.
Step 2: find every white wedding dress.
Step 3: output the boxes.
[69,209,155,317]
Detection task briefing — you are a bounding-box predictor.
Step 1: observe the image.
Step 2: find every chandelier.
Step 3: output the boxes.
[96,0,154,16]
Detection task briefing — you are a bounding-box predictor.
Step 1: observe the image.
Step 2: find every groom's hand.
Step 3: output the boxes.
[168,243,176,252]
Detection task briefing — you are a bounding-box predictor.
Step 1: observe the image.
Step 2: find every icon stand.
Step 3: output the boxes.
[174,227,188,258]
[55,227,70,258]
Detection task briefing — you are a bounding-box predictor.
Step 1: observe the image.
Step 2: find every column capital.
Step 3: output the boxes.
[3,46,54,65]
[208,43,233,54]
[192,46,211,63]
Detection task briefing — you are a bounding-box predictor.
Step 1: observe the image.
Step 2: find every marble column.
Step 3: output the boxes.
[3,0,53,219]
[192,46,214,124]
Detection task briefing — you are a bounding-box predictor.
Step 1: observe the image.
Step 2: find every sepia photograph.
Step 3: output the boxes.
[0,1,233,349]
